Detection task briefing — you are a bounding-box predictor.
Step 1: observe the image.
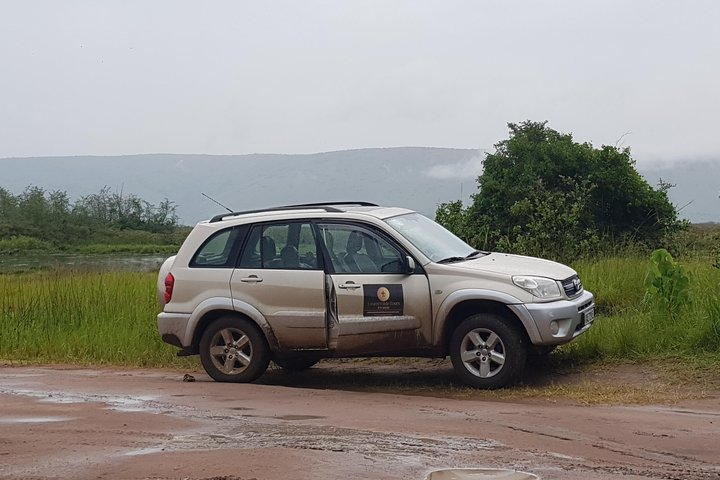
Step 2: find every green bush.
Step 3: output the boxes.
[0,236,52,254]
[436,121,684,262]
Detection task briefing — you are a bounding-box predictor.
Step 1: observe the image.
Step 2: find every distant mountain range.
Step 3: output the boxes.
[1,148,718,225]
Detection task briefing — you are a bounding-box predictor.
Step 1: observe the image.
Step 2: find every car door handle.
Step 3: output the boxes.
[240,275,263,283]
[338,282,361,290]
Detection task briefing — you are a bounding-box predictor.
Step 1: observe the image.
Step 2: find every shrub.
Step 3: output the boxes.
[0,236,52,254]
[645,248,690,314]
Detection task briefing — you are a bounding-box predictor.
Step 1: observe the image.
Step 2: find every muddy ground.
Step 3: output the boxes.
[0,359,718,480]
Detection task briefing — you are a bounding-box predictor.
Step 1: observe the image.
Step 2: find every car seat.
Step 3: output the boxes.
[279,245,300,268]
[260,236,276,267]
[343,231,378,273]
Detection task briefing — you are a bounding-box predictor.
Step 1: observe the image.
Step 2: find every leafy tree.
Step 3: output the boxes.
[441,121,682,260]
[73,186,178,233]
[435,200,473,243]
[0,187,19,230]
[494,176,601,260]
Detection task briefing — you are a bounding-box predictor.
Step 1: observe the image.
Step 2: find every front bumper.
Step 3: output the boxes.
[522,290,595,346]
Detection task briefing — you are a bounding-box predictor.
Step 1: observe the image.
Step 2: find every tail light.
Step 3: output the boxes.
[164,273,174,303]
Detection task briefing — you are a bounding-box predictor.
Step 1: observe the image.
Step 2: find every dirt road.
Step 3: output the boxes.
[0,362,718,480]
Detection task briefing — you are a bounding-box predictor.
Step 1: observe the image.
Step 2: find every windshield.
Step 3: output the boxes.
[385,213,477,263]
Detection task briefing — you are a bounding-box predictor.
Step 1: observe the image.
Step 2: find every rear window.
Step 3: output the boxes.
[190,228,242,267]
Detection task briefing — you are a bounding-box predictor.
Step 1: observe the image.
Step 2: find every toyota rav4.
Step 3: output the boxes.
[157,202,595,388]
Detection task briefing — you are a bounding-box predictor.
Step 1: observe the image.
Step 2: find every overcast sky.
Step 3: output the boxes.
[1,1,719,165]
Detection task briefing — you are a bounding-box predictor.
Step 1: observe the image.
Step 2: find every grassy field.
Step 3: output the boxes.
[567,256,720,359]
[0,270,191,367]
[1,255,718,381]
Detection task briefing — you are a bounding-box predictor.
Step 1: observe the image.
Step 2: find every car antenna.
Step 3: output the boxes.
[201,193,233,213]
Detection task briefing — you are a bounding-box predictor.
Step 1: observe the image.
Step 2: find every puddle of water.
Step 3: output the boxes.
[0,373,44,378]
[633,406,720,419]
[40,393,86,404]
[546,451,582,461]
[0,416,73,424]
[0,387,161,413]
[104,395,159,412]
[426,469,538,480]
[0,253,167,274]
[123,447,166,456]
[0,388,83,404]
[276,414,325,421]
[667,408,720,417]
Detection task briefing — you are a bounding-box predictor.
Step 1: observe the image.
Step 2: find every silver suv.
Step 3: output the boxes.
[157,202,595,389]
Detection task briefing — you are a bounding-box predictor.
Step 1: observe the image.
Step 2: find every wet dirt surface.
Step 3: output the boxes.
[0,362,719,480]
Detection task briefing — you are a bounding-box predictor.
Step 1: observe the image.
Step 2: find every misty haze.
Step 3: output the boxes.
[2,148,718,225]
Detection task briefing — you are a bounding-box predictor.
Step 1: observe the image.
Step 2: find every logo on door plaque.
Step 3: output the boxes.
[376,287,390,302]
[363,284,403,316]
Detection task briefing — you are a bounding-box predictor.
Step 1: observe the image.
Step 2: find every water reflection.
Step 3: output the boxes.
[0,253,167,273]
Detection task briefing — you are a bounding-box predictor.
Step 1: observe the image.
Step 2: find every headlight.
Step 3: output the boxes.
[512,276,562,299]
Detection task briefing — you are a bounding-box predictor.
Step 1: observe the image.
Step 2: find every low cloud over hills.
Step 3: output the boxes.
[2,148,718,225]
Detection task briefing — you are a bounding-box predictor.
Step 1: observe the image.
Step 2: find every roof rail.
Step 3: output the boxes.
[209,201,379,223]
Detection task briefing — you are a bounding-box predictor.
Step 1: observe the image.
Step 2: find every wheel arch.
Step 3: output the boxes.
[190,308,234,353]
[186,299,280,353]
[441,300,522,353]
[436,288,541,354]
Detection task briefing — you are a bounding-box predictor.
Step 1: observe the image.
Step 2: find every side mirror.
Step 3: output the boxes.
[405,256,416,274]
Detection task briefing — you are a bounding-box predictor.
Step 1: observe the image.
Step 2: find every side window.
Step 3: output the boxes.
[191,228,241,267]
[238,222,320,270]
[318,224,405,274]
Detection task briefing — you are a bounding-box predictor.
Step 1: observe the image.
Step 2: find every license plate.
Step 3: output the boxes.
[583,307,595,325]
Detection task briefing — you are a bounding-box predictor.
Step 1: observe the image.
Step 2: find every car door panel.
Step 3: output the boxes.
[329,273,431,354]
[318,222,433,355]
[231,269,327,349]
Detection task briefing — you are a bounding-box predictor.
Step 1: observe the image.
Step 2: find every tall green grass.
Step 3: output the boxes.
[1,256,718,367]
[0,270,187,366]
[567,257,720,360]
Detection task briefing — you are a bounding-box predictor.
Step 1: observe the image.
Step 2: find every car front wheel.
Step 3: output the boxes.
[450,313,527,389]
[199,315,270,383]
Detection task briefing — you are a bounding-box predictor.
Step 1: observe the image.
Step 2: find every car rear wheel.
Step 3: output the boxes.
[199,315,270,383]
[450,313,527,389]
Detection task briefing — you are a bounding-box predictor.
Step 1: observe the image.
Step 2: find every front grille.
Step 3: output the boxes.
[562,275,583,298]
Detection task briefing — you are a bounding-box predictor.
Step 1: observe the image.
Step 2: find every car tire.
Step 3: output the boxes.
[199,315,270,383]
[273,356,320,371]
[450,313,527,389]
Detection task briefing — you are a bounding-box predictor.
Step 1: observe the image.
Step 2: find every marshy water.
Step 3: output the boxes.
[0,253,167,274]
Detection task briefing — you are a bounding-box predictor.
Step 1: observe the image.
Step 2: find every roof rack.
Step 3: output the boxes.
[209,201,379,223]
